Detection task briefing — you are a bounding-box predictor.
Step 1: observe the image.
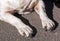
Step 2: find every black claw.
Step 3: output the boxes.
[23,32,27,37]
[44,26,47,31]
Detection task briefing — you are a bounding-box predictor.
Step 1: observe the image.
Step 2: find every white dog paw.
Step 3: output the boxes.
[42,19,55,30]
[18,25,33,37]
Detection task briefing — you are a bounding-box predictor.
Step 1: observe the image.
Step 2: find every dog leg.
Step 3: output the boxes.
[34,0,55,30]
[0,12,33,37]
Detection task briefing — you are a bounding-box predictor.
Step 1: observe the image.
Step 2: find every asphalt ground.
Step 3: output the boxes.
[0,1,60,41]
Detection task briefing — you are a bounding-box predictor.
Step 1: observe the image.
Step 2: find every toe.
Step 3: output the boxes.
[18,26,33,37]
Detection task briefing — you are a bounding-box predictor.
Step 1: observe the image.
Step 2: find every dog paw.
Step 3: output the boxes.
[18,25,33,37]
[41,19,55,31]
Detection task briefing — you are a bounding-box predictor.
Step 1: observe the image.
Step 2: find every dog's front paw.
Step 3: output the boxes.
[41,19,55,31]
[18,25,33,37]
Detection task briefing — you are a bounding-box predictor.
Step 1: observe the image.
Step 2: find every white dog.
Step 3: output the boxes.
[0,0,55,37]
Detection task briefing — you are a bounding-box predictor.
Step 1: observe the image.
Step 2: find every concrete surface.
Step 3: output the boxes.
[0,1,60,41]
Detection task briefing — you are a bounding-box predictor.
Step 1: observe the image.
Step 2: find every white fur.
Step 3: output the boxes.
[0,0,55,37]
[34,1,55,30]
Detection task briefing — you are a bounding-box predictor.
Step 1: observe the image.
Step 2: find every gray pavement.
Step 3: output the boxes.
[0,2,60,41]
